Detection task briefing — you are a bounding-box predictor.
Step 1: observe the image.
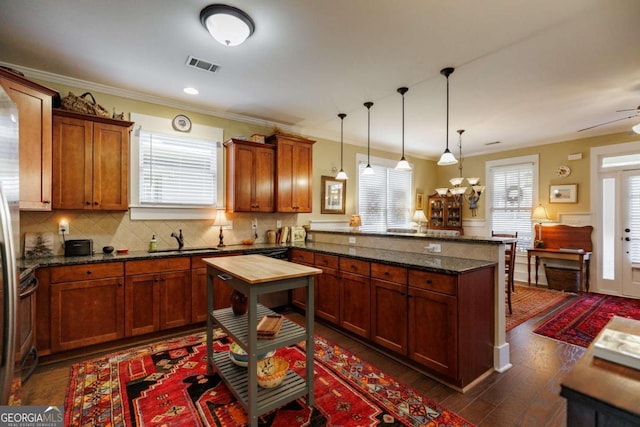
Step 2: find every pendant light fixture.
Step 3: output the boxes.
[437,67,458,166]
[395,87,412,171]
[335,113,348,180]
[200,4,255,47]
[363,102,375,176]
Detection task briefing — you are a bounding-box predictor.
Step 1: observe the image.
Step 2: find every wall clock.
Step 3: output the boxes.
[172,114,192,132]
[556,165,571,178]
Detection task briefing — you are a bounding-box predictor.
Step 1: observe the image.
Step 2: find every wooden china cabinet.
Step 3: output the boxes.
[52,109,132,210]
[427,192,463,234]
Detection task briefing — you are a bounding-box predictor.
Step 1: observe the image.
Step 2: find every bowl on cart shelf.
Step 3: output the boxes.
[228,342,274,367]
[257,356,289,388]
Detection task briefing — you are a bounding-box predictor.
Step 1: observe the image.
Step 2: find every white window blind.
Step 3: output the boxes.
[490,161,534,250]
[358,157,413,231]
[139,131,217,206]
[628,175,640,264]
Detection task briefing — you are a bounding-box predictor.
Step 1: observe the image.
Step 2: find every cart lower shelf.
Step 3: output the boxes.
[211,351,309,415]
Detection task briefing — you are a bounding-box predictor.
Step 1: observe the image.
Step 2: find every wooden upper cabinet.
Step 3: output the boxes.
[0,69,57,210]
[224,138,275,212]
[52,109,132,210]
[266,133,315,213]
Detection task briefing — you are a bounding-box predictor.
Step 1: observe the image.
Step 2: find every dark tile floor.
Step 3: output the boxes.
[22,295,583,426]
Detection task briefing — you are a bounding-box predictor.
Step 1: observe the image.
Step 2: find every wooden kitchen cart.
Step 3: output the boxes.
[204,255,321,427]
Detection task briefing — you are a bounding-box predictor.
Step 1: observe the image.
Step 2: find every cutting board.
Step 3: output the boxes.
[203,254,321,284]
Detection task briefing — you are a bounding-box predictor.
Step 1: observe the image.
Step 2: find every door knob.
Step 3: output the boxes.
[625,228,631,232]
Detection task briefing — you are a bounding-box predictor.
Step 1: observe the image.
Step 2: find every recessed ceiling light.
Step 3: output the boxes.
[184,87,199,95]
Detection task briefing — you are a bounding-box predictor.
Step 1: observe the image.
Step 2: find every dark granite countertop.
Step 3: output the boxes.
[309,228,515,244]
[19,239,496,279]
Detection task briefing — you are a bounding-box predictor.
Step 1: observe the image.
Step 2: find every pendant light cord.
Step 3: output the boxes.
[338,113,346,170]
[440,67,455,152]
[397,87,408,159]
[364,102,373,166]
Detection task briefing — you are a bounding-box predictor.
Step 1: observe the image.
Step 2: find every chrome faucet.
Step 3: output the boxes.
[171,229,184,250]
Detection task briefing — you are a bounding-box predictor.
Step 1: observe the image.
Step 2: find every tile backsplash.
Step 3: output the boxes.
[20,211,298,257]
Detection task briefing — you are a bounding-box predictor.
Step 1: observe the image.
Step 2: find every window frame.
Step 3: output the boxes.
[129,112,224,220]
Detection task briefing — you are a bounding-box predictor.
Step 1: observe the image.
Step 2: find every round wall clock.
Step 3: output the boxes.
[555,165,571,178]
[172,114,192,132]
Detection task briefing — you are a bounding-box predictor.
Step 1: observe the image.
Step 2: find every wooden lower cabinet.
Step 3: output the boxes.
[289,249,314,309]
[125,258,191,337]
[191,254,238,323]
[315,265,340,324]
[371,278,408,354]
[49,262,125,352]
[340,271,371,339]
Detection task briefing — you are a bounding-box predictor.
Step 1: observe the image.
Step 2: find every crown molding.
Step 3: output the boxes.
[1,62,296,133]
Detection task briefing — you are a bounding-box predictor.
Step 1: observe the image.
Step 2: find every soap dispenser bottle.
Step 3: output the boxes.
[149,234,157,252]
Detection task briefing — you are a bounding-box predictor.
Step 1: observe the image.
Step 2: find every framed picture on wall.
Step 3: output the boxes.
[550,184,578,203]
[321,175,346,214]
[416,193,424,210]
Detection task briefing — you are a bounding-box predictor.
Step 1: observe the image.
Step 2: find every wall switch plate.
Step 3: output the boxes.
[348,237,356,244]
[307,233,313,240]
[425,243,441,253]
[58,223,68,235]
[276,220,282,229]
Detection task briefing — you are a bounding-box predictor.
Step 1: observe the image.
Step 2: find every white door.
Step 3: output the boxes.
[621,170,640,297]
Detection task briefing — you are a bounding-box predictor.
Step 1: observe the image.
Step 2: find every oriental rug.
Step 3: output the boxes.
[65,330,473,426]
[533,293,640,347]
[506,285,573,332]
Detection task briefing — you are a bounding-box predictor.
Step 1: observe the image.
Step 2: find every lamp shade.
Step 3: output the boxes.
[349,215,362,227]
[213,210,228,226]
[412,210,427,223]
[200,4,255,46]
[531,204,550,222]
[633,123,640,134]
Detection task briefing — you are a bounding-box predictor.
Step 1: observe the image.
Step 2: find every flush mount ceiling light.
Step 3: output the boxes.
[335,113,348,180]
[395,87,411,171]
[183,87,199,95]
[200,4,255,47]
[437,67,458,166]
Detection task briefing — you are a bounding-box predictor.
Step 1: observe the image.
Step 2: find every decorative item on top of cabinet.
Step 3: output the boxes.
[52,109,133,210]
[224,138,275,212]
[266,133,315,213]
[0,68,57,210]
[427,192,464,234]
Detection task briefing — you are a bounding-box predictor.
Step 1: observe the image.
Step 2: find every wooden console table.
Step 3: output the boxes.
[527,248,591,291]
[204,254,321,427]
[561,316,640,426]
[528,224,593,291]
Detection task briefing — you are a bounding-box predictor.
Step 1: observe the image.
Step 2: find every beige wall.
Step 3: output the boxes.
[436,131,639,221]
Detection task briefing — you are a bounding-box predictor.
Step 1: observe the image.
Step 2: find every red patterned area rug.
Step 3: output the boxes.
[65,330,473,426]
[533,293,640,347]
[506,285,573,332]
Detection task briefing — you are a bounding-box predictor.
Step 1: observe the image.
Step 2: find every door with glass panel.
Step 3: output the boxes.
[621,170,640,297]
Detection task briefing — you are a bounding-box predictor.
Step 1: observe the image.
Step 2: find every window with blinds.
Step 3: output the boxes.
[489,161,534,250]
[139,131,217,206]
[357,156,413,231]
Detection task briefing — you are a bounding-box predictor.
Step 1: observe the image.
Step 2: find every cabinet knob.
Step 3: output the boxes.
[86,270,92,275]
[384,271,390,275]
[43,200,51,204]
[117,282,122,287]
[154,278,159,282]
[86,201,91,205]
[94,201,99,205]
[425,279,432,284]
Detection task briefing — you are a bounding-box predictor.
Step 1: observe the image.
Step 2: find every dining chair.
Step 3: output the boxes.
[492,231,518,314]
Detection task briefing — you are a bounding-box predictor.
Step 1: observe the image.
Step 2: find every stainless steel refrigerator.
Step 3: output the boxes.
[0,85,19,404]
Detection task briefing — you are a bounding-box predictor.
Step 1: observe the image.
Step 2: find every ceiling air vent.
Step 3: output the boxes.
[186,55,220,73]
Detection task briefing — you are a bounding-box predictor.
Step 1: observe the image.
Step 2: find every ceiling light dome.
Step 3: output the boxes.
[200,4,255,47]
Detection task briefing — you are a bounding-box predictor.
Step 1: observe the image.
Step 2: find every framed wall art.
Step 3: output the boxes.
[550,184,578,203]
[321,175,346,214]
[416,192,424,210]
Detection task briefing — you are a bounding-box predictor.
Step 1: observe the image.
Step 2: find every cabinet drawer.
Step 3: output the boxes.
[408,270,457,296]
[315,253,338,269]
[126,257,190,275]
[50,262,124,283]
[340,257,370,276]
[290,249,314,264]
[371,262,407,284]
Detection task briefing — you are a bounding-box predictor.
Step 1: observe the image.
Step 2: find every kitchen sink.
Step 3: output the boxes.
[149,247,220,254]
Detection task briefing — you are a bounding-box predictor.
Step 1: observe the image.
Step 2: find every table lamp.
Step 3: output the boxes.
[412,210,427,233]
[213,210,229,247]
[531,204,550,247]
[349,214,362,230]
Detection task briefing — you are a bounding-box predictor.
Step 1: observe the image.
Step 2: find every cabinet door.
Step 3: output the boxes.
[125,273,159,336]
[0,77,53,210]
[407,286,457,379]
[371,278,407,354]
[292,141,313,212]
[233,144,257,212]
[191,268,208,323]
[92,121,129,210]
[253,145,275,212]
[315,266,340,324]
[50,277,125,352]
[52,115,92,209]
[159,270,191,330]
[340,271,371,339]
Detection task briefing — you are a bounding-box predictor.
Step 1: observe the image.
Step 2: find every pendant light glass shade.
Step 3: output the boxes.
[200,4,255,47]
[363,102,375,176]
[395,87,412,171]
[335,113,348,180]
[437,67,458,166]
[633,123,640,134]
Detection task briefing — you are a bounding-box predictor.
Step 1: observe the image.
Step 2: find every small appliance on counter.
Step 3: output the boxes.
[64,239,93,257]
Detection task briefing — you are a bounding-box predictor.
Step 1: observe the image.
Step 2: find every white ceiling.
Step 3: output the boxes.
[1,0,639,160]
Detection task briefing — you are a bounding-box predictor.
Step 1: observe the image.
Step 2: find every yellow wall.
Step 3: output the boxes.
[436,132,639,221]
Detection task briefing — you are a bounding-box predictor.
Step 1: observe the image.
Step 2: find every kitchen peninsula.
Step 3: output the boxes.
[22,229,509,390]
